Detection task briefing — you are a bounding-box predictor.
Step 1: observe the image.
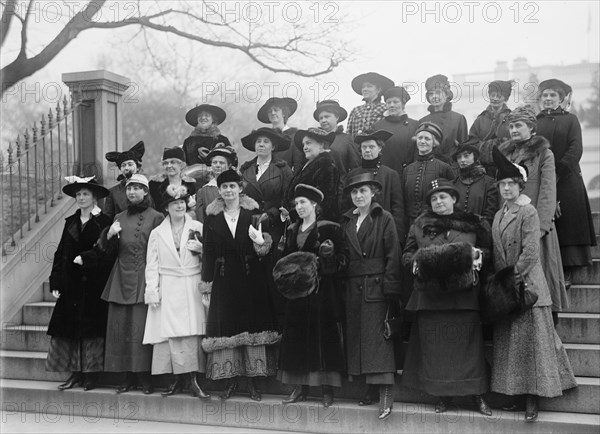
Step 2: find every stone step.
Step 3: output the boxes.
[22,302,55,326]
[571,260,600,285]
[1,325,49,352]
[556,313,600,344]
[592,236,600,259]
[566,285,600,314]
[1,378,599,433]
[42,281,55,302]
[564,343,600,377]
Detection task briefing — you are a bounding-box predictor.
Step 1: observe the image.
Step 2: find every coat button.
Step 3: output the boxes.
[362,252,367,257]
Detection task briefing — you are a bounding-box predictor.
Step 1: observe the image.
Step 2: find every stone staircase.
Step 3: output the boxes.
[2,216,600,433]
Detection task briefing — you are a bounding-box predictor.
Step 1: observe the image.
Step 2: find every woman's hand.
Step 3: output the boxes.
[279,207,290,222]
[201,292,211,308]
[107,221,122,239]
[150,302,160,309]
[248,223,265,245]
[51,290,60,299]
[73,256,83,265]
[185,239,203,253]
[319,239,335,258]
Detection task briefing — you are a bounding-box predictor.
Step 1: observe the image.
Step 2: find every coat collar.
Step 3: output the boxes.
[155,214,197,265]
[343,203,383,254]
[206,195,259,216]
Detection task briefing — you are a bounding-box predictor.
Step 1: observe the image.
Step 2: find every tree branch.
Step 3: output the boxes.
[0,0,18,48]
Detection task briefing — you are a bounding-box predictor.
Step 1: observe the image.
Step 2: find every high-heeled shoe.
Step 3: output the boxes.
[83,372,99,391]
[358,384,379,406]
[282,385,308,404]
[220,378,238,400]
[189,372,211,400]
[435,397,452,413]
[58,372,83,390]
[378,384,394,421]
[116,372,137,394]
[525,394,538,422]
[161,375,183,397]
[137,372,154,395]
[322,385,334,408]
[247,377,261,401]
[473,395,492,416]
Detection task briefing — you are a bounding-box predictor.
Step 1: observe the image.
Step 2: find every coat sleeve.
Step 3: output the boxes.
[457,114,469,143]
[469,117,483,140]
[442,162,455,181]
[515,206,541,278]
[388,170,406,246]
[401,224,418,269]
[537,149,557,234]
[317,164,341,222]
[557,115,583,178]
[144,229,161,304]
[482,179,500,226]
[347,107,358,137]
[201,218,216,282]
[49,223,68,293]
[102,193,116,221]
[347,136,361,171]
[382,214,401,297]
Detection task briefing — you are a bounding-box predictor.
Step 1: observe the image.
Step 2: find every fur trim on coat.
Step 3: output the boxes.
[414,209,486,240]
[497,135,550,161]
[205,195,259,216]
[201,330,281,353]
[190,123,221,138]
[413,241,474,293]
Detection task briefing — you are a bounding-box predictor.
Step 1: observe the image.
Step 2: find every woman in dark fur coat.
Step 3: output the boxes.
[276,184,348,408]
[401,179,492,416]
[182,104,231,166]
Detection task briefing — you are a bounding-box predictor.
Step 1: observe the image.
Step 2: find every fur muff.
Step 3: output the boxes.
[273,251,319,299]
[480,265,517,324]
[253,232,273,256]
[413,241,474,293]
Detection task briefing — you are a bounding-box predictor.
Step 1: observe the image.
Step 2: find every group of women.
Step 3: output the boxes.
[45,73,595,423]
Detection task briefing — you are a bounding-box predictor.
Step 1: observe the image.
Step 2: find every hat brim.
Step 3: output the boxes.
[313,105,348,123]
[354,130,393,144]
[343,179,383,194]
[241,129,291,152]
[351,73,394,96]
[424,186,460,204]
[257,98,298,124]
[185,105,226,127]
[62,182,110,199]
[452,144,480,161]
[294,129,336,150]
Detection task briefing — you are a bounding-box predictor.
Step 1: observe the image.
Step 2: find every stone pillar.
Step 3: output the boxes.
[62,70,130,183]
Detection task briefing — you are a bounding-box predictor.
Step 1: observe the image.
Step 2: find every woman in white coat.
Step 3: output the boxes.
[143,185,211,399]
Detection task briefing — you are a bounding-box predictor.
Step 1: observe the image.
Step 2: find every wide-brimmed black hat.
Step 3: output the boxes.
[313,100,348,123]
[206,143,238,165]
[216,169,242,187]
[452,138,481,161]
[105,140,145,167]
[273,251,319,299]
[241,127,291,152]
[62,176,110,199]
[161,184,192,209]
[538,79,572,98]
[294,184,324,204]
[425,74,454,101]
[415,122,444,144]
[162,146,185,162]
[493,147,528,182]
[257,97,298,124]
[424,178,459,203]
[351,72,394,96]
[354,129,393,145]
[488,80,513,100]
[344,171,383,194]
[185,104,226,127]
[383,86,411,104]
[294,127,336,150]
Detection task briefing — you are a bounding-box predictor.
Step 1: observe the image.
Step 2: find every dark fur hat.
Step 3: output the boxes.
[413,241,474,293]
[273,251,319,299]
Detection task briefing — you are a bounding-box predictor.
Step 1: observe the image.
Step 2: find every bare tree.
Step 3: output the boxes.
[1,0,352,96]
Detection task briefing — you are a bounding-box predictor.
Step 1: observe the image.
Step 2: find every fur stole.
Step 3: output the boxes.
[301,152,334,173]
[190,123,221,138]
[497,135,550,162]
[205,195,259,216]
[149,173,196,184]
[240,157,288,173]
[457,164,487,183]
[415,209,485,239]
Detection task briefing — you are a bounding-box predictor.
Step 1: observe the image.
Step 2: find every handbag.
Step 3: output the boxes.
[383,305,401,340]
[480,266,539,324]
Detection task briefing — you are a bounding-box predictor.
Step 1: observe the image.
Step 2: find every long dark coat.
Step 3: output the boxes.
[328,126,360,176]
[101,179,156,220]
[373,114,419,177]
[273,127,305,173]
[278,220,347,372]
[342,203,400,376]
[536,107,596,256]
[182,133,232,166]
[419,103,468,164]
[469,104,511,141]
[201,196,278,341]
[47,210,114,338]
[285,152,341,222]
[452,164,499,225]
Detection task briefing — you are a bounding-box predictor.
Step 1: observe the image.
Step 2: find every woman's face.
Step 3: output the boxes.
[211,156,230,176]
[75,188,95,209]
[361,82,381,102]
[255,136,274,157]
[295,196,316,220]
[318,111,339,133]
[197,111,214,130]
[167,199,187,219]
[219,181,241,201]
[416,131,435,155]
[489,91,506,110]
[427,89,448,108]
[385,96,405,116]
[360,140,381,160]
[430,191,456,215]
[498,178,521,202]
[126,183,147,204]
[119,160,138,177]
[456,151,475,169]
[268,106,284,125]
[540,89,561,110]
[351,185,374,209]
[302,137,325,161]
[162,158,183,177]
[508,121,533,142]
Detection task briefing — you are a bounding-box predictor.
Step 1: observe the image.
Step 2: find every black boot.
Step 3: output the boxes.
[189,372,211,400]
[83,372,99,391]
[525,394,538,422]
[358,384,379,406]
[282,385,308,404]
[137,372,154,395]
[58,372,83,390]
[220,378,238,400]
[322,385,334,408]
[247,377,261,401]
[116,372,136,394]
[162,374,183,397]
[473,395,492,416]
[435,397,452,413]
[378,384,394,420]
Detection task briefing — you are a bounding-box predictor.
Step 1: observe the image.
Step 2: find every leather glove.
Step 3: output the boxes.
[319,239,335,258]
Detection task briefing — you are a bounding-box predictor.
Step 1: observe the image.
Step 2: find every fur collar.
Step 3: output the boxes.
[240,157,288,172]
[537,106,568,118]
[415,209,484,237]
[190,123,221,138]
[427,102,453,113]
[457,164,487,182]
[302,151,334,170]
[149,173,196,183]
[515,194,531,206]
[334,125,345,134]
[479,103,510,118]
[205,195,259,216]
[498,135,550,161]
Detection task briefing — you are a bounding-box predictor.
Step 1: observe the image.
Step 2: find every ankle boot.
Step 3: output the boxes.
[116,372,136,394]
[473,395,492,416]
[358,384,379,406]
[247,377,261,401]
[162,374,183,396]
[220,378,238,400]
[137,372,154,395]
[282,385,308,404]
[322,385,334,408]
[83,372,99,391]
[435,397,452,413]
[525,394,538,422]
[189,372,211,400]
[378,384,394,420]
[58,372,83,390]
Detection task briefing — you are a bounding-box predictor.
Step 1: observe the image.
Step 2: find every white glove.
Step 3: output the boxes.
[201,292,211,308]
[472,247,483,271]
[107,221,122,239]
[185,239,203,253]
[51,290,60,299]
[248,223,265,245]
[73,256,83,265]
[279,207,290,222]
